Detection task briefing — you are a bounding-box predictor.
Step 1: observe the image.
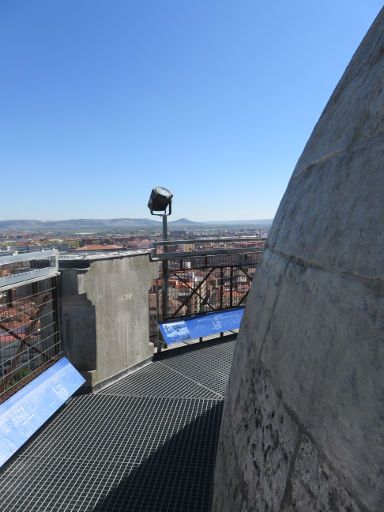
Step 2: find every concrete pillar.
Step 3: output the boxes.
[213,9,384,512]
[60,253,158,390]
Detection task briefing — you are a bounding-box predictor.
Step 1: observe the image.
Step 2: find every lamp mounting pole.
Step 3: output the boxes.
[147,186,173,353]
[162,213,168,326]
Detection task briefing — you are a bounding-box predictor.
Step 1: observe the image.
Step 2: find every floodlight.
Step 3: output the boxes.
[148,186,173,215]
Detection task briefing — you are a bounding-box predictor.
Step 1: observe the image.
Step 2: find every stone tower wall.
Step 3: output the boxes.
[213,9,384,512]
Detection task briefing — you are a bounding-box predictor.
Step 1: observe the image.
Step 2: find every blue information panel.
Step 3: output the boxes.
[159,307,244,345]
[0,357,85,468]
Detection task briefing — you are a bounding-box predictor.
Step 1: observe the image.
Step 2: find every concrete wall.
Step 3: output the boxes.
[60,253,158,389]
[213,9,384,512]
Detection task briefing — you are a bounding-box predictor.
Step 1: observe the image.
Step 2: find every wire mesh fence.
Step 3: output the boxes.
[0,251,61,403]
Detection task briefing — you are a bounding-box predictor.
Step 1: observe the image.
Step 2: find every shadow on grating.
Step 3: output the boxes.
[0,399,223,512]
[18,396,222,463]
[91,402,223,512]
[0,335,236,512]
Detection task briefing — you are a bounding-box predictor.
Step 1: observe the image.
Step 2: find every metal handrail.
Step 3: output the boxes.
[0,249,59,292]
[153,247,264,261]
[152,236,267,247]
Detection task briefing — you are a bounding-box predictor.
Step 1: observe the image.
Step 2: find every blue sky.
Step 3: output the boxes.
[0,1,382,221]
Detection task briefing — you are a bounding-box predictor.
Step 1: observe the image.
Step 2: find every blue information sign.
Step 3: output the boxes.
[159,307,244,345]
[0,357,85,468]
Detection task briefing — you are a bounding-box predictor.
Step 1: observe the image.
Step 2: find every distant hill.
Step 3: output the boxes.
[169,218,205,228]
[0,218,273,232]
[169,218,198,225]
[0,218,159,232]
[207,219,272,226]
[168,218,273,229]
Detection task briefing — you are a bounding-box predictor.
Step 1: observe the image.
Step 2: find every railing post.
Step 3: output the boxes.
[220,267,224,310]
[220,267,224,337]
[161,215,168,353]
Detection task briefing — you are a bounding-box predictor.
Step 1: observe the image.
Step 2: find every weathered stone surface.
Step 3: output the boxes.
[213,361,299,512]
[269,137,384,280]
[213,8,384,512]
[281,435,362,512]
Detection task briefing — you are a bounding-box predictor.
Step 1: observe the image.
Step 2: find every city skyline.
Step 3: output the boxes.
[1,1,382,221]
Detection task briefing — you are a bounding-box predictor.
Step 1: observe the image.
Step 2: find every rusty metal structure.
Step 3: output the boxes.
[0,250,61,403]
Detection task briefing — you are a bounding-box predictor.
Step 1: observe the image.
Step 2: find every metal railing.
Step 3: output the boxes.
[149,237,266,345]
[152,237,265,267]
[0,251,61,403]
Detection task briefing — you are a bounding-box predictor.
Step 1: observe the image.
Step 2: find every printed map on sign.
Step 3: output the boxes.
[161,321,192,343]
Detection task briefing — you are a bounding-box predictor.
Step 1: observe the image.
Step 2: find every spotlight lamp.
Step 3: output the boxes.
[148,186,173,216]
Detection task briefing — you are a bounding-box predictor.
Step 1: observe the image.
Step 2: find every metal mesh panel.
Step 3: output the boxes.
[1,397,223,512]
[0,277,61,403]
[98,361,222,399]
[159,338,236,397]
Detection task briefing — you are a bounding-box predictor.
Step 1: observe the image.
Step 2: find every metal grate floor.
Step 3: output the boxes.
[98,361,222,399]
[158,339,236,398]
[0,337,236,512]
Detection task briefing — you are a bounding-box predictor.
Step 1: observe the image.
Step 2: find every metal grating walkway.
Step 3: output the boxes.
[0,336,236,512]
